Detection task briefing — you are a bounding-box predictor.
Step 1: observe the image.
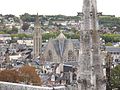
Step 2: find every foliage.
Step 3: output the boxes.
[4,14,20,23]
[11,26,18,34]
[64,32,80,39]
[20,13,81,22]
[0,65,42,86]
[11,34,32,39]
[0,31,5,34]
[19,65,42,85]
[101,34,120,43]
[42,32,60,41]
[0,27,18,34]
[19,14,120,29]
[42,32,80,42]
[0,69,19,83]
[111,65,120,89]
[99,16,120,29]
[20,13,33,22]
[22,22,30,30]
[105,42,113,46]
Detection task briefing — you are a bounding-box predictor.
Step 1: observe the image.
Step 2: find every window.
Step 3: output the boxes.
[48,50,53,61]
[68,50,75,62]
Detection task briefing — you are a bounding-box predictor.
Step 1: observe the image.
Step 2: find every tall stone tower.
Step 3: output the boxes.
[77,0,105,90]
[33,13,42,59]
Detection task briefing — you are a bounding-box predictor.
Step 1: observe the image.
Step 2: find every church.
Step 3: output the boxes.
[33,0,106,89]
[43,32,79,63]
[33,14,80,63]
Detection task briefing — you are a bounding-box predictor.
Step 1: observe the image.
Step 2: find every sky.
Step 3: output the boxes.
[0,0,120,17]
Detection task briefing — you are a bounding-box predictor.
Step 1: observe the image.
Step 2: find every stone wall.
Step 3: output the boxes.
[0,81,65,90]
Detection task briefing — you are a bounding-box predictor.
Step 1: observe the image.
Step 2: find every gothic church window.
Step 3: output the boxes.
[48,50,53,61]
[68,50,75,61]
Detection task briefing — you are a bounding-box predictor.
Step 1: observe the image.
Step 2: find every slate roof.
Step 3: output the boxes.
[43,33,80,58]
[51,39,79,57]
[106,46,120,53]
[0,34,11,37]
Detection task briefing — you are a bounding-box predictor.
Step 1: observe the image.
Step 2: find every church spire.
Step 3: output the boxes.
[90,0,106,90]
[33,13,42,59]
[35,13,40,28]
[78,0,105,90]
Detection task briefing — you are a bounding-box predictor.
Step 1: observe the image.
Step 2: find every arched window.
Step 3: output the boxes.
[68,50,75,62]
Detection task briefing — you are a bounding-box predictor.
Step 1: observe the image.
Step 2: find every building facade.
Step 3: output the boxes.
[106,46,120,66]
[43,32,79,63]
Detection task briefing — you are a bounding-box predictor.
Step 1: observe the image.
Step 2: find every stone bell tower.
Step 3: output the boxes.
[77,0,105,90]
[33,13,42,59]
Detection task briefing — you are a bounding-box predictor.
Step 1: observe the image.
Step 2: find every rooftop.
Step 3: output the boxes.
[106,46,120,52]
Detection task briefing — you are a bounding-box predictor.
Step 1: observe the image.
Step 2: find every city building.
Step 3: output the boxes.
[43,32,79,63]
[106,46,120,66]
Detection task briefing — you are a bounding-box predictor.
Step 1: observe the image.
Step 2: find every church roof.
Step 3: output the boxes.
[56,32,67,39]
[49,39,79,57]
[43,32,80,59]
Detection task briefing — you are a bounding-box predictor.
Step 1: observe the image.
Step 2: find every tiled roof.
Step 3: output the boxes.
[106,46,120,52]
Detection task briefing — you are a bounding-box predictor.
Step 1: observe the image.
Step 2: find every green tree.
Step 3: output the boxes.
[20,13,31,22]
[64,33,80,39]
[105,42,113,46]
[111,65,120,89]
[11,34,32,39]
[0,31,5,34]
[22,22,30,31]
[99,16,120,29]
[42,32,60,42]
[101,34,120,43]
[11,26,18,34]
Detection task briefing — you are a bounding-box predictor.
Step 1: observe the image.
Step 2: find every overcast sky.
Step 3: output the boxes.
[0,0,120,16]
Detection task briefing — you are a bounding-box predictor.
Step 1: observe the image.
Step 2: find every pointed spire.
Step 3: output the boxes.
[91,0,97,12]
[82,0,91,12]
[35,13,40,27]
[82,0,99,30]
[56,31,66,39]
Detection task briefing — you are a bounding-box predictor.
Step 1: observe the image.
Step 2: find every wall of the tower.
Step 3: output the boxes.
[90,0,106,90]
[78,0,93,90]
[78,0,106,90]
[33,15,42,59]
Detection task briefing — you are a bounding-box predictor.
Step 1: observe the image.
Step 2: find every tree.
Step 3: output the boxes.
[105,42,113,46]
[20,13,32,22]
[111,65,120,89]
[11,34,32,39]
[99,16,120,29]
[22,22,30,31]
[42,32,60,42]
[12,26,18,34]
[0,65,42,86]
[19,65,42,85]
[0,69,19,83]
[101,34,120,43]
